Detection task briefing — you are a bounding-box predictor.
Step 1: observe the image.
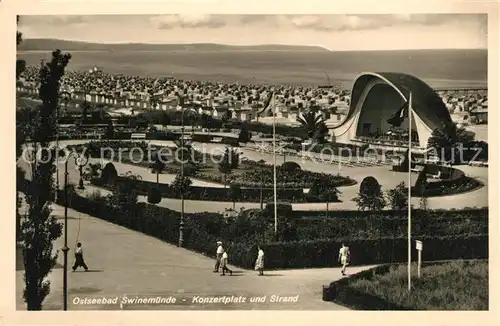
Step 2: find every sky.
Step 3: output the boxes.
[18,14,487,51]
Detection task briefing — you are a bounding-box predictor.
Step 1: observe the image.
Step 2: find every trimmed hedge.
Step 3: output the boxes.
[392,163,483,197]
[259,235,488,269]
[292,214,488,240]
[292,207,488,219]
[18,178,488,270]
[90,176,342,204]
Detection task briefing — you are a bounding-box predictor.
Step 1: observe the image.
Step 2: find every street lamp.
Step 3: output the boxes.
[55,91,72,202]
[258,159,266,210]
[178,105,197,247]
[62,152,89,310]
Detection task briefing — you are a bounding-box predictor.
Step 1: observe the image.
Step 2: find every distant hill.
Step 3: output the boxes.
[18,38,330,52]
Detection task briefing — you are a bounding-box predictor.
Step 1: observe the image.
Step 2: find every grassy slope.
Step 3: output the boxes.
[348,260,488,310]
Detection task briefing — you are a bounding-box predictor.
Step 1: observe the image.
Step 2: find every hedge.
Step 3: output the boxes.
[259,235,488,269]
[292,207,488,219]
[90,176,342,204]
[392,163,483,197]
[292,215,488,240]
[55,189,487,269]
[18,178,488,270]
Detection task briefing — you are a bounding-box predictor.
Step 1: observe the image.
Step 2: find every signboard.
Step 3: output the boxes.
[416,240,423,251]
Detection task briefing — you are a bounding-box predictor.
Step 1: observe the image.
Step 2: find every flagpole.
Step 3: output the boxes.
[407,91,412,292]
[272,92,278,235]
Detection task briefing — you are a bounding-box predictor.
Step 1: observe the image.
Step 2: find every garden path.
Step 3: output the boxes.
[16,203,372,310]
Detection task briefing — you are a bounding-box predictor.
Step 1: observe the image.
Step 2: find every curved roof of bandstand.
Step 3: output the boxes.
[335,72,454,132]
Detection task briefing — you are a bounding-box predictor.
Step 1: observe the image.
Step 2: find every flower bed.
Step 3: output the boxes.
[199,166,356,189]
[90,176,341,203]
[393,163,484,197]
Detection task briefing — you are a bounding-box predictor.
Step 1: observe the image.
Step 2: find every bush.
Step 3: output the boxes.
[281,161,301,172]
[352,176,386,211]
[147,186,162,204]
[101,162,118,185]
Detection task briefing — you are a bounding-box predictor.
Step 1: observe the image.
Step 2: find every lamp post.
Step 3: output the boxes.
[178,105,197,247]
[62,152,88,310]
[55,91,73,202]
[258,159,266,210]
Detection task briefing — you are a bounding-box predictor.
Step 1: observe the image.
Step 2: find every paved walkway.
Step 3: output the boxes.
[16,204,372,310]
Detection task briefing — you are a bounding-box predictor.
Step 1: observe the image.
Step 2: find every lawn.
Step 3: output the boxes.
[346,260,488,310]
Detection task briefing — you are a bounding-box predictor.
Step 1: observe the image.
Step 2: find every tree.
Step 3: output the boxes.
[16,16,27,243]
[237,123,252,143]
[105,120,115,139]
[100,162,118,185]
[308,178,340,217]
[218,147,239,187]
[386,181,408,211]
[109,172,141,210]
[148,91,159,127]
[414,168,428,196]
[296,109,328,143]
[221,110,231,123]
[80,101,92,124]
[16,16,26,79]
[427,122,475,165]
[228,184,241,210]
[21,50,71,310]
[171,174,192,197]
[84,163,102,181]
[200,113,213,131]
[150,153,166,184]
[352,176,386,211]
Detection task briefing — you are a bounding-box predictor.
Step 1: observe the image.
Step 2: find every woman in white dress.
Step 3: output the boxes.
[255,246,265,276]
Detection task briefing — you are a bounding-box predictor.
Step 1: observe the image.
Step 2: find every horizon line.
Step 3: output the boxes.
[20,38,488,52]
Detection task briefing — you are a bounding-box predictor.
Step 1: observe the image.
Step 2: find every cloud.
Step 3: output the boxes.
[150,14,226,29]
[19,15,89,27]
[278,14,483,32]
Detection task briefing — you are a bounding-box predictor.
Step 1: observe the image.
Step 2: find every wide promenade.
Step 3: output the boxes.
[16,202,373,310]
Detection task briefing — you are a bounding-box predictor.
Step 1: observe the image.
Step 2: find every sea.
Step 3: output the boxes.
[17,49,487,88]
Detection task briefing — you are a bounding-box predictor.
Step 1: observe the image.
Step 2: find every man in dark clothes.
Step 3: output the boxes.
[72,242,88,272]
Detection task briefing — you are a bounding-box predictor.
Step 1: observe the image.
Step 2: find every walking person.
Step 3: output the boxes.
[213,241,224,273]
[338,243,350,276]
[220,250,233,276]
[72,242,88,272]
[255,246,265,276]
